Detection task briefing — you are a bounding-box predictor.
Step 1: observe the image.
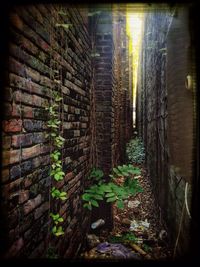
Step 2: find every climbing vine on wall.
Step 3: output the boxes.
[45,7,68,237]
[45,90,67,236]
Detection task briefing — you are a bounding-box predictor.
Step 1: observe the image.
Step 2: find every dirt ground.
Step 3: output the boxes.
[79,164,172,261]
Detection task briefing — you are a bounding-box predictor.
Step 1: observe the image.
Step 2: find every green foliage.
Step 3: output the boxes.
[52,225,65,236]
[46,90,66,237]
[109,233,137,243]
[51,187,67,200]
[88,168,104,181]
[126,137,145,164]
[82,164,143,211]
[50,213,64,225]
[110,164,141,178]
[50,167,65,181]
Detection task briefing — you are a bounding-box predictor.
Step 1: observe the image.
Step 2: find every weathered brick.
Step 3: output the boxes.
[63,122,73,129]
[34,201,49,219]
[12,134,33,148]
[22,145,41,160]
[33,132,45,144]
[23,194,42,215]
[2,135,11,149]
[19,190,29,203]
[3,4,97,258]
[65,172,74,182]
[2,119,22,133]
[2,149,21,166]
[10,165,21,180]
[1,168,10,183]
[23,119,43,132]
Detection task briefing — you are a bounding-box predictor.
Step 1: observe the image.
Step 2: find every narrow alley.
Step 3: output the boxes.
[0,2,199,262]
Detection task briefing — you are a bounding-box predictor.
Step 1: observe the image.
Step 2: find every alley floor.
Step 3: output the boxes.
[80,163,172,260]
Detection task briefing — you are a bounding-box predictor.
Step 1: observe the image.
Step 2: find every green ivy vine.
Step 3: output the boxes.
[45,90,67,237]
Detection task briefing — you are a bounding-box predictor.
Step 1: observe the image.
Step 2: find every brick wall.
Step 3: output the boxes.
[112,8,133,165]
[137,6,196,258]
[90,7,133,229]
[1,4,134,258]
[1,4,91,258]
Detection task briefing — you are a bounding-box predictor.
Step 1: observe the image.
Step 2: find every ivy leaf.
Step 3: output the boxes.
[58,217,64,223]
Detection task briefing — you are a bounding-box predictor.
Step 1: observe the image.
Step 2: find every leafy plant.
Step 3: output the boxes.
[88,168,104,181]
[52,225,65,236]
[45,90,67,237]
[51,187,67,200]
[126,137,145,164]
[82,165,143,210]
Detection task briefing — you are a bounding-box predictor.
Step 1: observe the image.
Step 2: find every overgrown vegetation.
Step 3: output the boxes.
[82,165,143,210]
[45,91,67,236]
[126,137,145,164]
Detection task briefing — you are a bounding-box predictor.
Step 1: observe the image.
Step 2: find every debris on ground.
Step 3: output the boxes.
[91,219,105,229]
[127,200,140,209]
[80,164,172,260]
[129,219,150,232]
[86,234,101,249]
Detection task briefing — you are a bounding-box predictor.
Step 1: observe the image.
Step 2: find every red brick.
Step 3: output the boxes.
[3,119,22,133]
[2,178,23,198]
[11,103,21,117]
[2,149,21,166]
[64,172,74,182]
[14,91,32,105]
[22,144,41,160]
[23,194,42,215]
[12,134,33,148]
[2,135,11,149]
[1,168,9,183]
[22,106,33,118]
[19,190,29,204]
[34,201,49,219]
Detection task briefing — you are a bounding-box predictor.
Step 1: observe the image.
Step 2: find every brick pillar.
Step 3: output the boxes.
[92,10,114,229]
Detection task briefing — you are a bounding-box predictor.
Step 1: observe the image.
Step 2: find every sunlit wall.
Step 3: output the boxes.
[126,8,144,127]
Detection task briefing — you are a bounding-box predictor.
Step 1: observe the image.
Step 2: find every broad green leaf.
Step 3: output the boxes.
[93,194,104,200]
[106,196,117,202]
[90,199,99,207]
[105,192,115,198]
[82,193,91,201]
